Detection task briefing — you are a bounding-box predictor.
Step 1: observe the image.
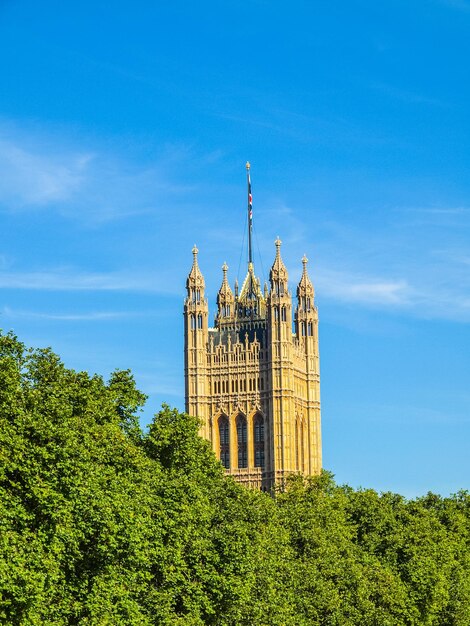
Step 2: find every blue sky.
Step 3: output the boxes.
[1,0,469,497]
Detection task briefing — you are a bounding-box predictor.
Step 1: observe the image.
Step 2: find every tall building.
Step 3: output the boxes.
[184,164,321,490]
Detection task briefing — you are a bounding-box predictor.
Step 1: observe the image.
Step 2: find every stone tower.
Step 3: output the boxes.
[184,164,321,490]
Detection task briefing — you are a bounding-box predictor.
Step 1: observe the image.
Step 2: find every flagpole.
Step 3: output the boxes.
[246,161,253,266]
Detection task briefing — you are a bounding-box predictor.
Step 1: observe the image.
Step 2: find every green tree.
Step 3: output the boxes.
[1,330,469,626]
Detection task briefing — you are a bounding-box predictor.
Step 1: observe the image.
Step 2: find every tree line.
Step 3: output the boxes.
[0,330,469,625]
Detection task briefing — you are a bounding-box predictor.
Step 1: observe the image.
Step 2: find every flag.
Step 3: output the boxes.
[248,172,253,224]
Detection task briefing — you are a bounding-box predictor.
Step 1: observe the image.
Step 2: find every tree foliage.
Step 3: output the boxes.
[0,330,469,625]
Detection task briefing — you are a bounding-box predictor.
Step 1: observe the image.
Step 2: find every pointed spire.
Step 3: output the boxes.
[217,262,233,300]
[270,236,288,288]
[297,254,314,300]
[186,243,205,291]
[301,255,310,282]
[216,262,234,322]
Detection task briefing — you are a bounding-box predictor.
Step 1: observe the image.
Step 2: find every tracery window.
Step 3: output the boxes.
[236,415,248,468]
[219,415,230,469]
[254,414,265,468]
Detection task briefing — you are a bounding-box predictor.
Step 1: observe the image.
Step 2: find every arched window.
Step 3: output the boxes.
[281,306,286,321]
[301,322,306,336]
[197,314,203,329]
[236,415,247,468]
[219,415,230,469]
[274,307,279,321]
[190,314,196,330]
[254,414,265,468]
[307,322,313,336]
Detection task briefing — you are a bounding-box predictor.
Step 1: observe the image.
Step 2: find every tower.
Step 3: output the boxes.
[183,164,321,490]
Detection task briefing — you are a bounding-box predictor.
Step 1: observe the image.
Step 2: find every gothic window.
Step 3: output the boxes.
[190,315,196,330]
[279,283,284,296]
[301,322,306,336]
[274,307,279,321]
[219,415,230,469]
[254,414,265,468]
[197,314,203,329]
[300,420,305,472]
[281,306,286,321]
[236,415,248,468]
[226,305,230,316]
[196,289,201,303]
[307,322,313,336]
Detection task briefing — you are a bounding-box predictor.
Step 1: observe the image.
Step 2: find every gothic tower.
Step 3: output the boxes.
[184,164,321,490]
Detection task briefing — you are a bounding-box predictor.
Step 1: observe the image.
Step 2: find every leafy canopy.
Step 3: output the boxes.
[0,331,469,625]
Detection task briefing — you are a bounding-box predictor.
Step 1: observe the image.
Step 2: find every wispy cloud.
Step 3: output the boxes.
[313,264,470,322]
[0,138,91,206]
[0,122,198,223]
[1,306,130,321]
[316,270,410,306]
[0,268,179,294]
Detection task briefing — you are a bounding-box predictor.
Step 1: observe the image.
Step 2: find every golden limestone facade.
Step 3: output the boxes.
[184,238,322,490]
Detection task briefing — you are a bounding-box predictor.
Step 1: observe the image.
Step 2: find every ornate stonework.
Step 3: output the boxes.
[184,175,321,490]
